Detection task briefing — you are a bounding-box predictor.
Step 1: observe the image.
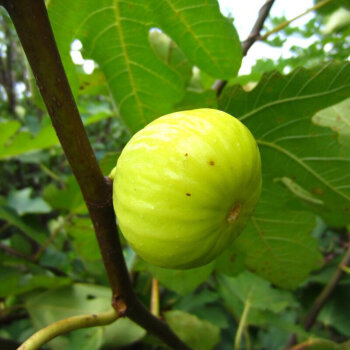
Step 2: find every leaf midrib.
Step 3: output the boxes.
[112,0,146,124]
[163,0,224,76]
[239,84,350,122]
[257,139,350,201]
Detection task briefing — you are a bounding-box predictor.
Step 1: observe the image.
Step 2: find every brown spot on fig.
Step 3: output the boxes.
[227,203,241,224]
[209,160,215,166]
[184,153,188,157]
[186,193,191,196]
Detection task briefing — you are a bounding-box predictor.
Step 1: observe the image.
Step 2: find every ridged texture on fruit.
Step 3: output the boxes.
[112,109,261,269]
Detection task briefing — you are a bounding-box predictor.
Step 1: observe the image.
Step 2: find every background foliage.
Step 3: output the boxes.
[0,0,349,349]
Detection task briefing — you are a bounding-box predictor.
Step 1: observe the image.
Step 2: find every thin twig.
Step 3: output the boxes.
[261,0,333,41]
[0,242,68,277]
[286,235,350,348]
[17,309,119,350]
[0,222,11,234]
[0,242,33,260]
[39,163,66,188]
[213,0,275,95]
[3,1,191,348]
[33,213,73,261]
[234,297,251,350]
[0,312,29,327]
[303,242,350,331]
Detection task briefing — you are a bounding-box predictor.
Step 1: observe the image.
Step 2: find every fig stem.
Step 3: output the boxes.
[17,309,119,350]
[234,297,251,350]
[151,278,160,317]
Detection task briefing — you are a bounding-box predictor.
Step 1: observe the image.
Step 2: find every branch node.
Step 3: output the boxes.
[112,295,127,317]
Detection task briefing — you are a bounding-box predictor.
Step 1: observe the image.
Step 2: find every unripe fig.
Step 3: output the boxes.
[111,109,261,269]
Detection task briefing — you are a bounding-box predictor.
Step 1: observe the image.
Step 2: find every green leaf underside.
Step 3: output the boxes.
[218,272,308,337]
[319,286,350,337]
[0,121,59,159]
[43,176,87,214]
[67,217,102,261]
[164,310,220,350]
[0,196,47,243]
[150,263,214,295]
[231,180,323,289]
[219,271,297,313]
[148,0,242,79]
[220,62,350,288]
[0,270,71,298]
[313,97,350,146]
[149,30,192,87]
[48,0,242,133]
[8,188,51,216]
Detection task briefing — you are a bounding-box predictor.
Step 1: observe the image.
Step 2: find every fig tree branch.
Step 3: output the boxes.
[3,0,134,306]
[214,0,333,96]
[2,1,192,348]
[17,309,119,350]
[241,0,275,55]
[213,0,275,95]
[260,0,333,41]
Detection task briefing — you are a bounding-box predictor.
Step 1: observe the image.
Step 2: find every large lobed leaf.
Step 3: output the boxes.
[47,0,241,133]
[219,61,350,288]
[218,271,297,313]
[148,0,242,79]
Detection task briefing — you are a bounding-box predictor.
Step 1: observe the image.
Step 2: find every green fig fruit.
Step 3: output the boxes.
[111,109,261,269]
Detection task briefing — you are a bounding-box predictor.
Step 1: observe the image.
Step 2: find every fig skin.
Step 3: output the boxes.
[111,109,262,269]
